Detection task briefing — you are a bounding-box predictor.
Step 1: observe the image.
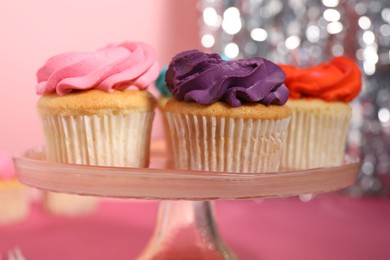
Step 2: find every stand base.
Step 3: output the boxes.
[138,201,236,260]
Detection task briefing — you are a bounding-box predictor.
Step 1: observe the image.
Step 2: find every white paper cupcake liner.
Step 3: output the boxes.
[281,109,351,169]
[40,111,154,167]
[160,110,174,164]
[165,112,290,173]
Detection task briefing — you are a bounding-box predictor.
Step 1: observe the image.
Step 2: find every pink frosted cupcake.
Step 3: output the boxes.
[0,151,29,225]
[36,41,159,167]
[35,41,159,215]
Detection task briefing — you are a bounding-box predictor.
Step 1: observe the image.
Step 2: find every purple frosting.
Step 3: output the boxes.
[165,50,289,107]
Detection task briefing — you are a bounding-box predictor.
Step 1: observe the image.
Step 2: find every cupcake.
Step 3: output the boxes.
[36,41,159,167]
[154,66,174,165]
[35,41,159,215]
[164,50,291,173]
[279,57,362,169]
[0,151,29,225]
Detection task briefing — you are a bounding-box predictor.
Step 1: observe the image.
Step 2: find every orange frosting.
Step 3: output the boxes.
[279,57,361,102]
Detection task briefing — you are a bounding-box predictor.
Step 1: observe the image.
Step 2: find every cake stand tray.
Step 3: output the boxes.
[13,142,360,259]
[14,144,359,201]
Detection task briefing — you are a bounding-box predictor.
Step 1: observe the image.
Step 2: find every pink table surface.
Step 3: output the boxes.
[0,193,389,260]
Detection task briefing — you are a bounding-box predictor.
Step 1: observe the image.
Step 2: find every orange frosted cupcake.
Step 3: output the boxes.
[0,151,29,225]
[279,57,362,169]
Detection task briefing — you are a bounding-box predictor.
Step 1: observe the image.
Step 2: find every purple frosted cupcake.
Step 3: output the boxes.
[163,50,291,173]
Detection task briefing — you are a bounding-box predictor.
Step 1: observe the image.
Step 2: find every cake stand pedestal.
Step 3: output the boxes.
[13,144,359,260]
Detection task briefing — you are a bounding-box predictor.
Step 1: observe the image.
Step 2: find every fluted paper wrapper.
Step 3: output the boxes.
[40,111,154,167]
[158,98,174,166]
[281,110,351,169]
[40,111,154,215]
[165,113,290,173]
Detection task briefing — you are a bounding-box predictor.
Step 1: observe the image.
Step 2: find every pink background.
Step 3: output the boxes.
[1,3,389,259]
[1,195,389,260]
[0,0,201,155]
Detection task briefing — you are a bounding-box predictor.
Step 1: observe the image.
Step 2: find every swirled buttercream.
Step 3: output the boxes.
[155,66,172,97]
[279,57,361,102]
[165,50,289,107]
[36,41,159,95]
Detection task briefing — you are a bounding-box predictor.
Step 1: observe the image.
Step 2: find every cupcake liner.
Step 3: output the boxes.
[40,111,154,167]
[165,112,290,173]
[281,109,351,169]
[158,98,174,166]
[0,185,29,225]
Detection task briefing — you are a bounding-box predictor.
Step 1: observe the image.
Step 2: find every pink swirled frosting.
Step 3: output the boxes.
[36,41,159,95]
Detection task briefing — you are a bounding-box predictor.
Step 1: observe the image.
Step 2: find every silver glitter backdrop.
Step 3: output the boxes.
[199,0,390,196]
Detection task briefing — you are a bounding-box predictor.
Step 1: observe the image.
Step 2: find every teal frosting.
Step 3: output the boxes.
[155,66,172,97]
